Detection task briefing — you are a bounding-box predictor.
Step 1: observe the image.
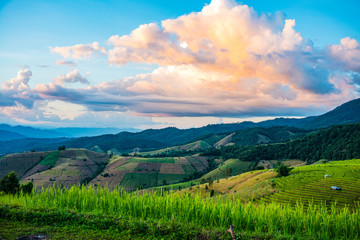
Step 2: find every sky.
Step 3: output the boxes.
[0,0,360,129]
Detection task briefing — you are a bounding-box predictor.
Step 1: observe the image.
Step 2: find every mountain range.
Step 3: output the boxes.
[0,98,359,155]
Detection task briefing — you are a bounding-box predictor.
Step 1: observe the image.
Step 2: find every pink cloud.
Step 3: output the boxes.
[54,69,89,86]
[50,42,106,59]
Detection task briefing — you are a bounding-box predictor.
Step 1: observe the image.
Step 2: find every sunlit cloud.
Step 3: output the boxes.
[50,42,106,59]
[2,0,360,128]
[54,69,89,86]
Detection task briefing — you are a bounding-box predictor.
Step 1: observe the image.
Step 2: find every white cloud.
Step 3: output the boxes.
[2,68,32,91]
[328,37,360,72]
[54,69,89,86]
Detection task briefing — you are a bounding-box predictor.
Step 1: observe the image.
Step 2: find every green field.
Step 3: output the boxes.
[0,184,359,239]
[39,151,60,166]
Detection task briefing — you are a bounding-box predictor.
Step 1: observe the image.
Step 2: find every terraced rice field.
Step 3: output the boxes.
[91,156,210,190]
[261,159,360,208]
[22,149,109,188]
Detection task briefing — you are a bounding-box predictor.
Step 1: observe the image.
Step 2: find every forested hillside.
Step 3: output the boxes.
[231,123,360,162]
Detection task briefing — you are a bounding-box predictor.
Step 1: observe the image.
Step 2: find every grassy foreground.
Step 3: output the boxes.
[0,185,359,239]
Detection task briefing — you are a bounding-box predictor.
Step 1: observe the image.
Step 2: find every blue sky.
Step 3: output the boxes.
[0,0,359,129]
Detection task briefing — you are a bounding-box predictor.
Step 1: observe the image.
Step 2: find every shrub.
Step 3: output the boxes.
[276,165,292,177]
[20,182,33,194]
[58,145,66,151]
[0,171,20,194]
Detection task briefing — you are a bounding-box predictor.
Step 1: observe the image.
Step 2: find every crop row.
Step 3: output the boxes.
[263,178,360,209]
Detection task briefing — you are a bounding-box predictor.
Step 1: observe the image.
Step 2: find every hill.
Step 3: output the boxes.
[0,149,109,188]
[234,122,360,162]
[172,158,360,210]
[1,98,360,155]
[90,155,212,190]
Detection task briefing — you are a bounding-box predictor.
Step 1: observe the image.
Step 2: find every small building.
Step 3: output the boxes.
[325,174,331,178]
[331,186,341,190]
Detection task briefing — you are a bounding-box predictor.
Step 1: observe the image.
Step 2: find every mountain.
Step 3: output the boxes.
[235,122,360,162]
[0,138,69,155]
[0,124,64,138]
[0,98,360,155]
[258,98,360,129]
[0,130,26,141]
[54,127,139,138]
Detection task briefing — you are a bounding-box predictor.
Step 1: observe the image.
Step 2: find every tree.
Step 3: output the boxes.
[0,171,20,194]
[20,182,33,194]
[58,145,66,151]
[276,165,292,177]
[0,171,34,195]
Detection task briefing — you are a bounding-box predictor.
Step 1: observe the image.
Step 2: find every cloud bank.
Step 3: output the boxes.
[2,0,360,127]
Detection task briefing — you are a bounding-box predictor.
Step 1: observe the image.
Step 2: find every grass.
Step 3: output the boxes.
[39,151,60,166]
[0,205,229,240]
[0,184,359,239]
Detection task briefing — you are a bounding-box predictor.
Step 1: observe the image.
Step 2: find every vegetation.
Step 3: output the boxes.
[39,150,60,166]
[0,184,359,239]
[276,164,292,177]
[58,145,66,151]
[213,123,360,162]
[0,171,33,194]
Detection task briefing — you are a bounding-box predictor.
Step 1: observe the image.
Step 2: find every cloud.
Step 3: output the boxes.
[0,68,39,108]
[106,0,337,96]
[54,69,89,86]
[56,60,76,67]
[50,42,106,59]
[2,68,31,91]
[328,37,360,72]
[4,0,360,128]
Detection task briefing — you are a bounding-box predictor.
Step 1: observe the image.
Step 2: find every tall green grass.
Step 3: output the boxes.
[1,185,359,239]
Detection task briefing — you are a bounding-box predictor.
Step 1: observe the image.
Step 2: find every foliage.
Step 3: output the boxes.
[276,165,292,177]
[20,182,33,194]
[58,145,66,151]
[217,123,360,162]
[0,171,33,195]
[0,171,19,194]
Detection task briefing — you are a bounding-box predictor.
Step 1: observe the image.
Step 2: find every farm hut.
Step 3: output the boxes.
[325,174,331,178]
[331,186,341,190]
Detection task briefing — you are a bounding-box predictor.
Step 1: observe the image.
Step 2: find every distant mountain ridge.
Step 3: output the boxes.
[0,124,139,139]
[257,98,360,129]
[0,130,26,141]
[0,98,359,155]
